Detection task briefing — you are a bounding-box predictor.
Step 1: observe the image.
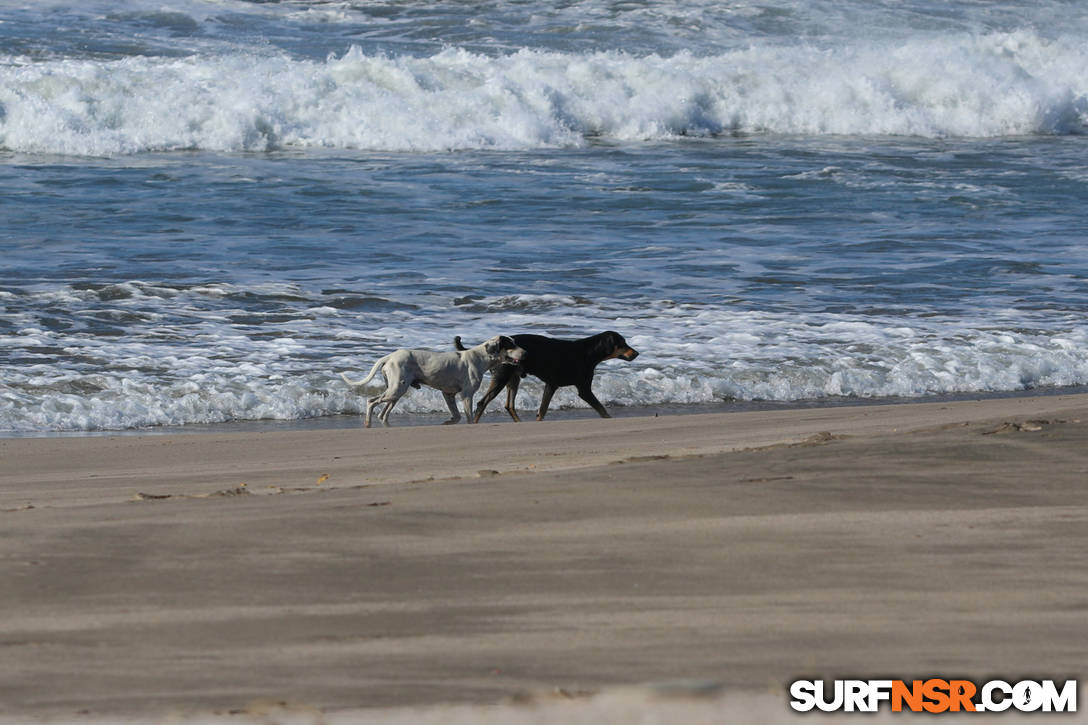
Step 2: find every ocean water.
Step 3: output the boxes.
[1,0,1087,433]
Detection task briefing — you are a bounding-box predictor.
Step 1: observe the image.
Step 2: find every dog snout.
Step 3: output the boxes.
[621,346,638,361]
[508,346,527,363]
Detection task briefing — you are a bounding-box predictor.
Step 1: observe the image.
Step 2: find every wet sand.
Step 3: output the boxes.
[1,394,1086,722]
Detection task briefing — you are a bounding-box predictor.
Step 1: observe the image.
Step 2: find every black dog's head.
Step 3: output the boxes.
[595,331,639,362]
[483,335,527,364]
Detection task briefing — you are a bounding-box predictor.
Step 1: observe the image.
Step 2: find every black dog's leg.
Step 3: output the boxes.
[457,335,506,422]
[503,374,522,422]
[536,383,558,421]
[472,364,515,423]
[576,381,611,418]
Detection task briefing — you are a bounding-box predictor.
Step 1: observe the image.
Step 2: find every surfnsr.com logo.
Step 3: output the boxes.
[789,679,1077,713]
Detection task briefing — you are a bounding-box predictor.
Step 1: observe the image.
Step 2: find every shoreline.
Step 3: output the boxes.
[5,383,1088,439]
[1,392,1087,720]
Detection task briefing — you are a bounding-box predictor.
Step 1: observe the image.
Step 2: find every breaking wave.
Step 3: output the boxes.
[2,30,1087,156]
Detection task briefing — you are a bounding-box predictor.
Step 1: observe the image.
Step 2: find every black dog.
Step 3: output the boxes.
[454,331,638,422]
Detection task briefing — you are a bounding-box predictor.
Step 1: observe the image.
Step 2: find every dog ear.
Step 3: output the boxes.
[608,331,631,353]
[592,331,619,358]
[484,336,500,355]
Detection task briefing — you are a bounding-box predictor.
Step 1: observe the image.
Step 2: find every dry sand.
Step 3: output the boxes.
[1,394,1087,723]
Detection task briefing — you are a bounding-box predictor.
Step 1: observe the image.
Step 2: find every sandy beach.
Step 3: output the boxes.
[2,393,1087,723]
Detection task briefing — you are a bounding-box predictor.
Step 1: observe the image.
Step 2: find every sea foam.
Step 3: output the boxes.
[3,287,1086,431]
[2,30,1086,156]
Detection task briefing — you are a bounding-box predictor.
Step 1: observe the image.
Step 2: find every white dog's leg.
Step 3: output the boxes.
[383,377,415,425]
[378,397,400,426]
[367,376,412,427]
[365,394,383,428]
[442,393,461,425]
[461,394,474,424]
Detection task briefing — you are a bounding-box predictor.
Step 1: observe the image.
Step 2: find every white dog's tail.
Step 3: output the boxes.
[340,354,389,387]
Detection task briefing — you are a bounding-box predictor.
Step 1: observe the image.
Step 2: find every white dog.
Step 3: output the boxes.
[341,335,526,427]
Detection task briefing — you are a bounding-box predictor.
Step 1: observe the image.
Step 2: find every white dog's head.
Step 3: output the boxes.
[483,335,526,365]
